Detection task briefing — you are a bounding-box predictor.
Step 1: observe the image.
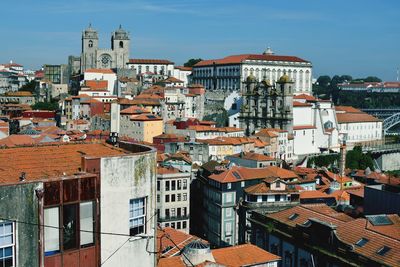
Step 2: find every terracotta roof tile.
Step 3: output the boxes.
[129,59,174,64]
[212,244,280,266]
[293,125,316,130]
[228,152,274,161]
[195,54,308,67]
[84,68,115,74]
[0,143,128,184]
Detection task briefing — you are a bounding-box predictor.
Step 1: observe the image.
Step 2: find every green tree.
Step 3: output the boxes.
[364,76,382,82]
[183,58,202,68]
[19,80,37,93]
[317,75,331,87]
[31,101,59,111]
[345,146,374,170]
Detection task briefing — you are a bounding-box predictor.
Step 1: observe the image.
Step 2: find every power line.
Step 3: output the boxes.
[158,226,195,267]
[100,237,131,266]
[0,211,158,238]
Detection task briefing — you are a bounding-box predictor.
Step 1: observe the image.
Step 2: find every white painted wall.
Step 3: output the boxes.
[100,152,157,267]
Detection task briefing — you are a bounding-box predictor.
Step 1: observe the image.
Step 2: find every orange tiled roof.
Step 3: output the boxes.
[157,227,203,258]
[229,152,274,161]
[128,59,174,64]
[157,166,180,175]
[163,77,184,83]
[0,143,128,184]
[293,101,312,107]
[293,125,316,130]
[130,114,162,121]
[335,106,362,113]
[195,54,308,67]
[85,80,108,90]
[84,68,115,74]
[209,165,298,183]
[293,94,316,101]
[212,244,281,266]
[174,66,192,71]
[0,135,35,148]
[299,190,335,199]
[336,113,380,123]
[120,105,150,115]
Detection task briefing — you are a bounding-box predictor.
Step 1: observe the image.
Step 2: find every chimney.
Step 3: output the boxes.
[19,172,26,182]
[339,140,346,177]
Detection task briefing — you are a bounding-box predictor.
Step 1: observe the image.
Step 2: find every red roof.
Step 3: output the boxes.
[293,101,312,107]
[293,94,316,101]
[336,113,380,123]
[128,59,174,64]
[195,54,309,67]
[130,114,162,121]
[174,66,192,71]
[85,68,115,74]
[85,80,108,90]
[293,125,316,130]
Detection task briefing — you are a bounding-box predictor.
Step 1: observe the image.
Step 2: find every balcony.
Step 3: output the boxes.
[158,215,190,223]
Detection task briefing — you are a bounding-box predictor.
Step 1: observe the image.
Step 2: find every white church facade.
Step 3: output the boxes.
[80,24,130,72]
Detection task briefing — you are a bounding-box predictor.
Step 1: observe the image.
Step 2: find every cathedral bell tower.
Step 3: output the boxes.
[81,24,99,72]
[111,25,130,69]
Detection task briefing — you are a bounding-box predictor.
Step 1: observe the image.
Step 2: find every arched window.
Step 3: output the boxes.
[88,40,93,48]
[119,41,124,48]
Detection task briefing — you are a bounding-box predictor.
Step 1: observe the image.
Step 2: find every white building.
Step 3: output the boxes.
[293,94,340,156]
[127,59,174,77]
[192,48,312,94]
[335,106,383,147]
[173,66,192,86]
[157,166,190,233]
[83,68,117,94]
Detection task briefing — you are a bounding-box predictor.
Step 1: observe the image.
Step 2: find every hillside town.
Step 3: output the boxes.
[0,16,399,267]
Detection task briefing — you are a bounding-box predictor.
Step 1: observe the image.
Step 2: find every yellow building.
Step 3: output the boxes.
[129,114,163,143]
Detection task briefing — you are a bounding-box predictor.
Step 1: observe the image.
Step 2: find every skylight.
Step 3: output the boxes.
[288,213,299,220]
[302,220,312,227]
[355,238,369,247]
[232,171,241,180]
[366,215,393,226]
[376,246,391,256]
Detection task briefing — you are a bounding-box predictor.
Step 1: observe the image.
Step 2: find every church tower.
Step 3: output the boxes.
[81,24,99,72]
[111,25,130,69]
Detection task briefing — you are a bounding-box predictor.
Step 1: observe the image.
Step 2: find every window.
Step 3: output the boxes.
[0,221,14,267]
[241,181,245,188]
[88,40,93,48]
[165,195,170,203]
[178,180,182,190]
[171,194,176,202]
[171,208,176,217]
[63,204,78,250]
[80,201,94,247]
[165,181,170,191]
[183,179,187,189]
[276,181,281,188]
[226,193,233,203]
[44,208,60,255]
[165,209,170,218]
[183,193,187,201]
[177,193,181,201]
[129,198,146,236]
[226,208,232,217]
[177,222,181,229]
[225,222,232,236]
[183,207,187,216]
[157,195,160,203]
[377,246,391,256]
[119,41,123,48]
[157,181,160,191]
[172,181,176,190]
[275,195,280,202]
[183,221,187,229]
[227,183,232,189]
[355,238,369,247]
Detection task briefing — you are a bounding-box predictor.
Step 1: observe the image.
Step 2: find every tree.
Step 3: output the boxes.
[19,80,37,93]
[345,146,374,170]
[31,101,59,111]
[317,75,331,87]
[183,58,202,68]
[364,76,382,82]
[340,75,352,83]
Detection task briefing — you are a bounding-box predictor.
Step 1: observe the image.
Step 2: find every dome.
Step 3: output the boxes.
[278,74,291,83]
[246,74,256,82]
[262,78,272,87]
[182,240,214,266]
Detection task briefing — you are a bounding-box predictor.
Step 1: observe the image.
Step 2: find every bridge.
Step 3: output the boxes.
[362,109,400,134]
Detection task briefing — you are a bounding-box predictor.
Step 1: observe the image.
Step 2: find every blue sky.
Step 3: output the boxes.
[1,0,399,80]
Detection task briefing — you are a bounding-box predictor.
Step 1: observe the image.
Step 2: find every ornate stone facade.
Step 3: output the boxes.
[80,24,130,72]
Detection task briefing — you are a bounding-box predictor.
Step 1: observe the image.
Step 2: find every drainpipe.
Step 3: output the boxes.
[35,188,45,267]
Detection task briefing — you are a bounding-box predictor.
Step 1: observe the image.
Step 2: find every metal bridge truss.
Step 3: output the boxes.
[383,112,400,133]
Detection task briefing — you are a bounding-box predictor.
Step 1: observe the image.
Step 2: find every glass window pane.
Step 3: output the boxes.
[80,178,95,200]
[80,201,94,247]
[63,179,79,203]
[63,204,78,250]
[44,207,60,255]
[44,182,61,206]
